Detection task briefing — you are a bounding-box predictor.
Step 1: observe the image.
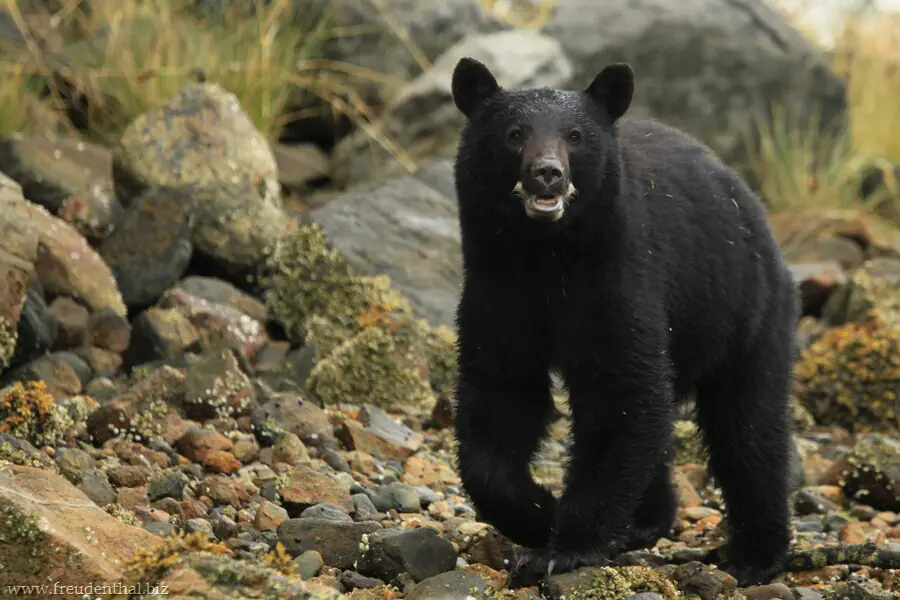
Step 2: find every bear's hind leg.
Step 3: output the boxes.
[693,310,794,586]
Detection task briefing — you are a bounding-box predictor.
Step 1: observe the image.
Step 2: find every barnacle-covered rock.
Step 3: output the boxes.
[838,433,900,511]
[793,310,900,434]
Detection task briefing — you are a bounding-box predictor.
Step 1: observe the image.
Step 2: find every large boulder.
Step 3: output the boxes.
[112,83,294,279]
[0,173,38,370]
[538,0,847,172]
[330,29,573,186]
[310,160,461,327]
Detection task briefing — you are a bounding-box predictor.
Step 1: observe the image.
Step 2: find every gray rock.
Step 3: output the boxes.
[352,493,380,520]
[251,393,335,448]
[173,275,267,323]
[626,594,665,600]
[369,481,421,514]
[185,518,216,539]
[297,0,508,105]
[539,0,847,173]
[55,447,96,484]
[294,549,324,580]
[793,588,826,600]
[406,570,490,600]
[300,502,353,523]
[0,134,119,243]
[113,82,279,205]
[147,470,189,502]
[144,522,178,537]
[99,186,194,309]
[356,527,457,583]
[331,29,573,187]
[77,468,116,507]
[11,285,57,368]
[310,160,461,327]
[414,485,441,507]
[277,517,382,569]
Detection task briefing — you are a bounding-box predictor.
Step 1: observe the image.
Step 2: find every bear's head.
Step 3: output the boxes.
[451,58,634,226]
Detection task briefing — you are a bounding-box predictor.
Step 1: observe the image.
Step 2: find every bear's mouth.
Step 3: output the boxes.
[513,182,575,221]
[532,196,564,212]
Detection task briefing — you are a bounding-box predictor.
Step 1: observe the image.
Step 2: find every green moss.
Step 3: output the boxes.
[304,314,357,358]
[793,310,900,434]
[0,315,16,370]
[265,223,412,344]
[305,323,434,409]
[418,321,459,405]
[0,381,74,447]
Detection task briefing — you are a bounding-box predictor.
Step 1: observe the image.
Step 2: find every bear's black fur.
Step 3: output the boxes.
[450,57,798,589]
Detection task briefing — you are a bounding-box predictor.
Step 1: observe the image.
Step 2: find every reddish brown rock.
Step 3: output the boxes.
[279,467,353,514]
[24,200,126,317]
[87,308,132,353]
[48,296,91,349]
[0,465,161,591]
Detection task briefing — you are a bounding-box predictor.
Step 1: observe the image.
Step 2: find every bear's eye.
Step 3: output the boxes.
[567,129,582,144]
[507,127,523,143]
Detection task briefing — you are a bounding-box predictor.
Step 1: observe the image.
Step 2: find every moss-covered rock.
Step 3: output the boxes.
[266,222,412,345]
[418,321,458,405]
[793,310,900,434]
[306,320,435,409]
[838,433,900,511]
[0,380,74,447]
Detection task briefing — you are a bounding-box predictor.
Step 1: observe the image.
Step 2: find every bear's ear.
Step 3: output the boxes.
[584,63,634,121]
[452,57,501,118]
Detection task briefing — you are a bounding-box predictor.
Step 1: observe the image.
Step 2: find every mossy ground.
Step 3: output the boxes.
[793,310,900,434]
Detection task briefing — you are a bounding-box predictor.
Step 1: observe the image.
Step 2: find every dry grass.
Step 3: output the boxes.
[0,0,414,166]
[743,105,896,214]
[750,1,900,217]
[1,0,333,142]
[0,64,45,135]
[831,13,900,163]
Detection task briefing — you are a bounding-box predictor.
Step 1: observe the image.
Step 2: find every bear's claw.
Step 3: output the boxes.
[506,547,613,589]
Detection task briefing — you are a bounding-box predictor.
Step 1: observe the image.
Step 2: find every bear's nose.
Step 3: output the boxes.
[531,159,564,188]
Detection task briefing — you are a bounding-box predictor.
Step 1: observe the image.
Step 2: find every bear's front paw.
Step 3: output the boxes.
[717,558,784,587]
[506,547,613,589]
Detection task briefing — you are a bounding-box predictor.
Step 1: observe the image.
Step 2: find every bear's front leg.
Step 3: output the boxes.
[455,369,559,550]
[507,346,674,588]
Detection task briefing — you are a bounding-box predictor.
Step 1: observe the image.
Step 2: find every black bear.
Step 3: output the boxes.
[450,57,798,589]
